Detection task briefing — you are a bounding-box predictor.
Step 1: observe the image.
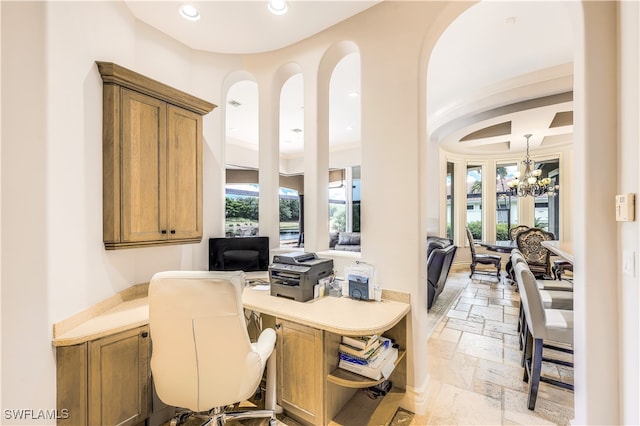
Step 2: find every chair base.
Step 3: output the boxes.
[170,407,277,426]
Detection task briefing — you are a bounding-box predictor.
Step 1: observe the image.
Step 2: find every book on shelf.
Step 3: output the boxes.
[338,347,399,381]
[338,337,382,358]
[341,334,379,350]
[339,338,392,368]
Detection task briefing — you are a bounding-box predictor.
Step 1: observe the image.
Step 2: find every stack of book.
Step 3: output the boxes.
[338,335,398,380]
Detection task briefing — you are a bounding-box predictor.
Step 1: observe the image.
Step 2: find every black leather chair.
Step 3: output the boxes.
[427,237,457,308]
[465,227,501,279]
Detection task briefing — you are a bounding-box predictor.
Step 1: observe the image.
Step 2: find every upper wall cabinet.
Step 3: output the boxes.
[97,62,216,250]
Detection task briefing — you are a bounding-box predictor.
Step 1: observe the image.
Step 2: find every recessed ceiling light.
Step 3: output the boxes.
[268,0,288,16]
[179,4,200,21]
[348,91,359,98]
[346,125,354,131]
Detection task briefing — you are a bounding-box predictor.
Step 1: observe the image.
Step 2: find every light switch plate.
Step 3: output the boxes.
[623,250,636,277]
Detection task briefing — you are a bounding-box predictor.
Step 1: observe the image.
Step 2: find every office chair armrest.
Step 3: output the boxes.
[253,328,276,363]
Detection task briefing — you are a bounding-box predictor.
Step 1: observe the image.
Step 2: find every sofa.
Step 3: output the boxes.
[427,236,457,309]
[333,232,361,252]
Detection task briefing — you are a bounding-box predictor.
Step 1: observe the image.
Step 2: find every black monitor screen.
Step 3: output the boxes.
[208,237,270,272]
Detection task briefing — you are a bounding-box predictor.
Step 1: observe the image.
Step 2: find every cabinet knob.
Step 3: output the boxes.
[161,230,167,234]
[141,331,149,338]
[274,323,281,330]
[170,230,176,234]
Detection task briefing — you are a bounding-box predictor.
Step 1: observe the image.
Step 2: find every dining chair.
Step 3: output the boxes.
[509,225,530,241]
[465,226,501,280]
[515,227,555,279]
[514,262,574,410]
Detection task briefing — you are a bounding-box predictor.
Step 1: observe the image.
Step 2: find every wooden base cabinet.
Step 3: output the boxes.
[273,315,407,426]
[97,62,215,250]
[56,326,151,426]
[276,320,324,425]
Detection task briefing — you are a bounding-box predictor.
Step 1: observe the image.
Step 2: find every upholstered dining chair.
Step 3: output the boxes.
[149,270,277,426]
[511,250,573,351]
[515,262,574,410]
[509,225,530,241]
[516,227,555,279]
[465,226,501,279]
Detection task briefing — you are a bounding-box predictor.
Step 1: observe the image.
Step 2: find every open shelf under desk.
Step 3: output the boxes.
[327,350,406,388]
[329,386,405,426]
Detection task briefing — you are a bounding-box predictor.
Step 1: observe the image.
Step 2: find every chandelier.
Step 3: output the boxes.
[507,134,555,197]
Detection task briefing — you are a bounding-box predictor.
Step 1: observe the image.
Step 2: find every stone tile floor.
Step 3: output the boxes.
[412,271,575,426]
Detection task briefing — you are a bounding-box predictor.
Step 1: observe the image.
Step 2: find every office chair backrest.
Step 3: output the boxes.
[149,270,264,412]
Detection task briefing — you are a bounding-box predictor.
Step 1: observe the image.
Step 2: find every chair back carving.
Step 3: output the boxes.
[516,228,555,278]
[509,225,530,241]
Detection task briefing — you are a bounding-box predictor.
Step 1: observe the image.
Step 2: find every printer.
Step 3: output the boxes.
[269,252,334,302]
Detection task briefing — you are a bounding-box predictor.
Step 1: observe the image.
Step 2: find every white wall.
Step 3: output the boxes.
[617,1,640,423]
[1,2,238,422]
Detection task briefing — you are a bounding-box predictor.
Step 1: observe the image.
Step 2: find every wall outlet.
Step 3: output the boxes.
[623,250,636,277]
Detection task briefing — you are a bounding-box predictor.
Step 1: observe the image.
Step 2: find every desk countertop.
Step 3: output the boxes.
[53,281,410,347]
[244,286,410,336]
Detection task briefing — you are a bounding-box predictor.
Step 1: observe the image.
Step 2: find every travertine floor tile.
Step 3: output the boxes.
[424,271,574,425]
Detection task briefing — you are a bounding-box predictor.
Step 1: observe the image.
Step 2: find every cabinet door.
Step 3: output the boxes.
[166,105,202,240]
[277,320,324,426]
[88,326,150,426]
[120,89,167,243]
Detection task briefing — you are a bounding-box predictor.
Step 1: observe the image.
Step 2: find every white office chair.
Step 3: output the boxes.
[149,270,277,426]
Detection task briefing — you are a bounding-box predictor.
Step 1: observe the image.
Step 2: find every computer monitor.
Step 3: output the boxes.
[208,237,270,272]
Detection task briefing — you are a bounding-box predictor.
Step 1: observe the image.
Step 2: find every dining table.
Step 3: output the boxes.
[541,240,574,263]
[477,239,517,253]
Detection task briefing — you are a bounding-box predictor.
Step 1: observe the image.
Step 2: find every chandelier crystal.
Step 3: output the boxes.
[507,134,555,197]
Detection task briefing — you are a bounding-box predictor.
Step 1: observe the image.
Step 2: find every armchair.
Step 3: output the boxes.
[427,237,457,309]
[148,270,277,426]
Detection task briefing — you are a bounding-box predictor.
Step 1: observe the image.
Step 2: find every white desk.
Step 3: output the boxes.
[53,278,410,426]
[243,285,410,426]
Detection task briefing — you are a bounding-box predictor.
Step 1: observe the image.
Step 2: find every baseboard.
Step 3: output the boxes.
[399,381,429,416]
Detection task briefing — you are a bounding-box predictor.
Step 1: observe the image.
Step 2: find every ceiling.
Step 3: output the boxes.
[124,1,574,157]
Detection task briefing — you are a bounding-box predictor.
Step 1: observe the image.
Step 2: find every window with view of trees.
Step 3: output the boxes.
[533,158,560,238]
[496,163,519,240]
[329,166,360,234]
[466,165,483,240]
[224,183,301,245]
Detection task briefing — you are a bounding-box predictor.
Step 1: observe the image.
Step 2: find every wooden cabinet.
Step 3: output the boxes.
[56,326,151,426]
[276,320,324,425]
[97,62,215,249]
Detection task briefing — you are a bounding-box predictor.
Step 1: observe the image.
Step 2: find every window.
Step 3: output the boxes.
[225,183,259,237]
[279,187,300,246]
[466,165,483,240]
[496,163,518,240]
[533,158,560,237]
[329,166,360,234]
[446,162,454,239]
